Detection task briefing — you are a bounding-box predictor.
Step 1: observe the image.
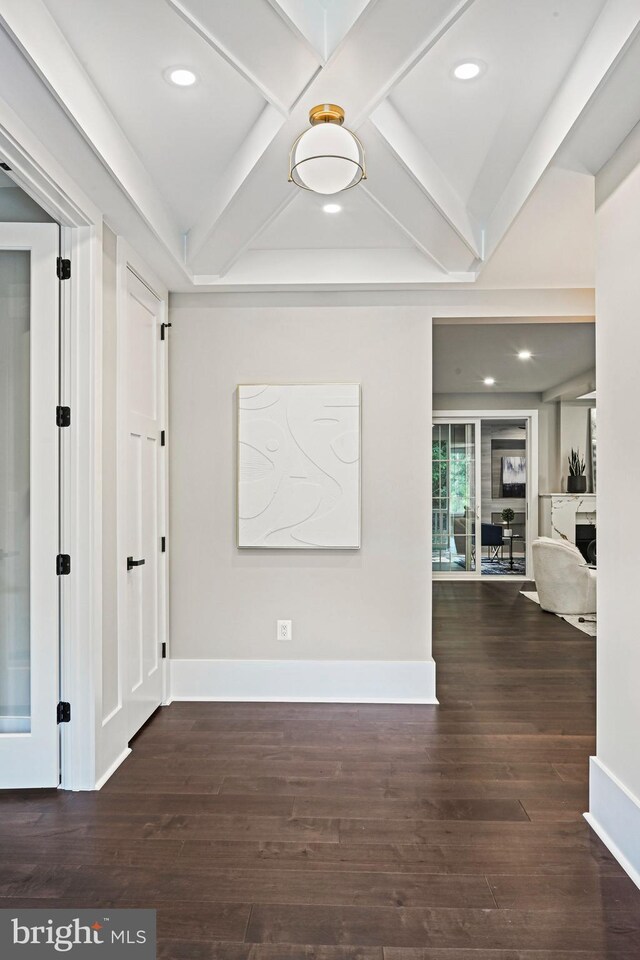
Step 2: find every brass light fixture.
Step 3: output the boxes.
[289,103,366,195]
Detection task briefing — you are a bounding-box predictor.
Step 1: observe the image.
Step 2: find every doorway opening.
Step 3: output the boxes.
[431,318,596,583]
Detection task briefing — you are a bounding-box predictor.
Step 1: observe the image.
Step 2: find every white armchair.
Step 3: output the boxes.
[532,536,596,616]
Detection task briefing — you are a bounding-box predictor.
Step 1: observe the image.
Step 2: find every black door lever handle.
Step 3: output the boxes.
[127,557,146,571]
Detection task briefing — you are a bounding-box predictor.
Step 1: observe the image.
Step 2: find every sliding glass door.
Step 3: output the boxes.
[433,414,534,579]
[432,420,481,576]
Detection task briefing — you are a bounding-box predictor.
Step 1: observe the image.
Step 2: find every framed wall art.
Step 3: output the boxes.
[237,384,361,548]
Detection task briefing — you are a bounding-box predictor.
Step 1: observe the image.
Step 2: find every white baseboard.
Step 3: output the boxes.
[585,756,640,889]
[169,658,437,704]
[94,747,131,791]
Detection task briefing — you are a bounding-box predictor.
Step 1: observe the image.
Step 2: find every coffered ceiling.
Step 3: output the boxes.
[1,0,639,289]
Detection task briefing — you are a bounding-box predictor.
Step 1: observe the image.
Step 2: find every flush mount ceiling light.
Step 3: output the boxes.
[165,67,197,87]
[289,104,366,195]
[518,350,532,360]
[323,203,342,213]
[484,377,496,386]
[453,60,484,80]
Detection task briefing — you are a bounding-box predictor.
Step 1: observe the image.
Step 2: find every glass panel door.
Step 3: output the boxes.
[0,223,59,787]
[0,250,30,733]
[432,420,480,576]
[480,418,529,577]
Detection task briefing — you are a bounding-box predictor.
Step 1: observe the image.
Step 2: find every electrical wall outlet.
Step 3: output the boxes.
[277,620,292,642]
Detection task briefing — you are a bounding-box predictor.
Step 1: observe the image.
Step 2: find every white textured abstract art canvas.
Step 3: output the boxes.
[237,384,361,548]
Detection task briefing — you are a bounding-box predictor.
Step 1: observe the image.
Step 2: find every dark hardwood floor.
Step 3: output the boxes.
[2,581,640,958]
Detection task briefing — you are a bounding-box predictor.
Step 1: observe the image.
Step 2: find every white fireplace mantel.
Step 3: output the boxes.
[539,494,596,543]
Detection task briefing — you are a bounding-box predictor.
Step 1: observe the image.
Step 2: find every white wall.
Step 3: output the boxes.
[168,299,435,702]
[587,152,640,886]
[559,400,595,492]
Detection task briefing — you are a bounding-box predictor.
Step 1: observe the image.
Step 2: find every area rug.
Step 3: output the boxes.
[481,557,526,576]
[520,590,596,637]
[454,557,527,576]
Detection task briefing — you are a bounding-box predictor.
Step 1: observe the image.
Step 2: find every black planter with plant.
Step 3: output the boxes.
[501,507,515,536]
[567,449,587,493]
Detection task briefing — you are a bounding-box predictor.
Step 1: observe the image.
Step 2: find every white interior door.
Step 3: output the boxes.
[0,223,59,787]
[118,266,164,742]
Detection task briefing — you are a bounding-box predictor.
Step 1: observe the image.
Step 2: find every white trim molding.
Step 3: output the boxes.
[94,747,131,792]
[170,658,438,704]
[586,756,640,890]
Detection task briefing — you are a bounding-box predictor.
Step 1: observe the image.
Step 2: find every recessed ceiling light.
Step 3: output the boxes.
[483,377,496,386]
[518,350,532,360]
[453,61,483,80]
[165,67,197,87]
[323,203,342,213]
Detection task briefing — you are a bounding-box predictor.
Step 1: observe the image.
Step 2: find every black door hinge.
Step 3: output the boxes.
[161,536,166,553]
[161,642,167,659]
[57,701,71,724]
[56,405,71,428]
[56,554,71,576]
[160,322,172,341]
[160,430,166,446]
[56,257,71,281]
[0,161,11,171]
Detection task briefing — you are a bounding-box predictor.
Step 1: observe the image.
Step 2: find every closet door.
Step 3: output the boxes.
[119,266,164,741]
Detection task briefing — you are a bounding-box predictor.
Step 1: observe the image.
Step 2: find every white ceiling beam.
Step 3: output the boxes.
[324,0,379,61]
[368,100,483,258]
[264,0,327,62]
[188,0,479,276]
[542,368,596,403]
[0,0,186,270]
[360,121,479,275]
[186,103,286,262]
[192,246,469,286]
[484,0,640,261]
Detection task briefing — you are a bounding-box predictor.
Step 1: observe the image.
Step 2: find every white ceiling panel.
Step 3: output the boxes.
[42,0,272,230]
[390,0,607,220]
[433,321,595,394]
[167,0,321,109]
[252,187,415,250]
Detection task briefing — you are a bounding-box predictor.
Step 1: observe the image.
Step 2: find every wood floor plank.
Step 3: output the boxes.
[519,798,587,821]
[244,903,640,952]
[296,797,530,821]
[158,942,384,959]
[382,950,600,959]
[487,873,640,911]
[174,838,623,877]
[32,813,340,843]
[219,774,586,801]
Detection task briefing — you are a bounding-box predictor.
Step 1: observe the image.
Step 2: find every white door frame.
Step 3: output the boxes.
[0,119,106,785]
[433,409,539,581]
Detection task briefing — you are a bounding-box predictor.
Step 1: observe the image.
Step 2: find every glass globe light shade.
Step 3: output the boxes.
[291,123,362,194]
